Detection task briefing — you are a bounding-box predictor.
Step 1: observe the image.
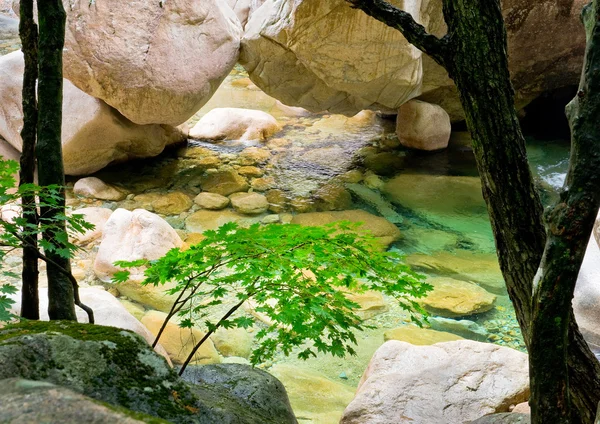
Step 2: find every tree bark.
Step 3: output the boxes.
[347,0,600,422]
[36,0,76,321]
[530,2,600,422]
[18,0,39,320]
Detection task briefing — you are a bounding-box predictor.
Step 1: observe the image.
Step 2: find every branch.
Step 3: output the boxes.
[346,0,448,66]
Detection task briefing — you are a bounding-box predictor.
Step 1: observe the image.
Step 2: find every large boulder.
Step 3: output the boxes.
[573,236,600,351]
[93,209,183,311]
[396,99,451,151]
[240,0,428,115]
[341,340,529,424]
[0,51,185,175]
[62,0,242,125]
[189,108,281,142]
[0,379,167,424]
[0,321,297,424]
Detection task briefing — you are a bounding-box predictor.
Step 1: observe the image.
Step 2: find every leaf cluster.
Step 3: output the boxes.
[114,220,431,367]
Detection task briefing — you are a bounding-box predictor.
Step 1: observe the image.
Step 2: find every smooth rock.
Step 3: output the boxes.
[194,192,231,210]
[62,0,242,125]
[230,192,269,214]
[511,402,530,414]
[345,291,388,320]
[225,0,266,27]
[574,237,600,349]
[69,207,113,245]
[0,51,185,175]
[200,170,249,196]
[211,327,254,358]
[470,413,531,424]
[291,210,401,249]
[185,209,262,233]
[420,277,497,318]
[384,325,464,345]
[396,100,451,151]
[341,340,529,424]
[93,209,183,311]
[241,0,425,115]
[428,317,489,342]
[363,152,405,176]
[315,184,352,211]
[150,191,193,215]
[189,108,281,142]
[73,177,126,201]
[141,310,220,365]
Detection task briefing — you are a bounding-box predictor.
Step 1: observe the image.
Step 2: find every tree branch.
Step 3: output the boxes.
[346,0,448,66]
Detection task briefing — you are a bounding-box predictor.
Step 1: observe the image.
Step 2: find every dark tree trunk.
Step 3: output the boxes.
[346,0,600,422]
[36,0,76,321]
[18,0,39,320]
[530,2,600,422]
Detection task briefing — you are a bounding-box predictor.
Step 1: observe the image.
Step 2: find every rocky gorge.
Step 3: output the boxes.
[0,0,596,423]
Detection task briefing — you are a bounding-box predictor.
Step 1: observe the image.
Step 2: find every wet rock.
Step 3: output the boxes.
[73,177,126,201]
[0,379,165,424]
[150,192,193,215]
[241,0,427,115]
[363,152,405,176]
[270,364,355,424]
[315,184,353,211]
[194,192,230,210]
[396,100,451,151]
[62,0,241,125]
[186,209,262,233]
[189,108,281,142]
[384,325,464,345]
[420,277,497,318]
[291,210,401,249]
[94,208,183,311]
[345,183,403,224]
[266,189,289,213]
[428,317,489,342]
[237,165,264,177]
[239,146,272,165]
[69,207,113,245]
[141,310,221,365]
[341,340,529,424]
[200,169,249,196]
[345,291,388,320]
[230,192,269,215]
[211,327,254,358]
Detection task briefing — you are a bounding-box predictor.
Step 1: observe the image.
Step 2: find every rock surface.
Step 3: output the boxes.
[341,340,529,424]
[0,51,184,175]
[226,0,265,27]
[573,236,600,350]
[241,0,425,115]
[396,100,451,151]
[0,379,166,424]
[69,207,113,245]
[189,108,281,142]
[93,209,183,311]
[194,192,231,210]
[200,170,250,196]
[230,191,269,214]
[420,277,497,317]
[384,325,464,345]
[470,413,531,424]
[62,0,242,125]
[73,177,126,201]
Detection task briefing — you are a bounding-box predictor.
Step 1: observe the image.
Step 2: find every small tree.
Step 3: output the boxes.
[114,222,430,375]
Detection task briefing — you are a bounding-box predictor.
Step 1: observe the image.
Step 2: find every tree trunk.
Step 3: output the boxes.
[346,0,600,422]
[18,0,39,320]
[36,0,76,321]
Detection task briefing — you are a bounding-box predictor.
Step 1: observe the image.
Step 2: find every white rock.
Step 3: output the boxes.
[225,0,265,27]
[0,51,185,175]
[69,207,113,245]
[341,340,529,424]
[241,0,427,115]
[574,236,600,350]
[73,177,126,201]
[62,0,242,125]
[9,287,171,364]
[396,100,451,151]
[189,108,281,142]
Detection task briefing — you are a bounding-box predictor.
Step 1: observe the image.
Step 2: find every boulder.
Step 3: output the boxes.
[291,210,401,249]
[69,207,113,245]
[150,191,193,215]
[93,208,183,311]
[62,0,242,125]
[211,327,254,358]
[0,51,185,175]
[181,364,297,424]
[241,0,426,115]
[186,209,262,233]
[230,192,269,214]
[73,177,126,201]
[194,192,231,210]
[574,237,600,349]
[396,100,451,151]
[270,364,356,424]
[0,379,166,424]
[189,108,281,142]
[225,0,266,27]
[384,325,464,345]
[0,321,297,423]
[200,169,249,196]
[141,310,221,365]
[8,287,170,362]
[420,277,497,318]
[341,340,529,424]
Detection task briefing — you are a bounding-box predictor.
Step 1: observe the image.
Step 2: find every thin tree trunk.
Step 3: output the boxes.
[36,0,76,321]
[18,0,39,320]
[347,0,600,422]
[530,2,600,422]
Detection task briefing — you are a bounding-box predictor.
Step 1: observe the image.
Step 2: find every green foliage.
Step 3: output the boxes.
[0,159,94,322]
[114,221,431,366]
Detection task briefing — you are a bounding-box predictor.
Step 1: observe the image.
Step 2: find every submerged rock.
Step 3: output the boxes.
[420,277,497,318]
[341,340,529,424]
[0,51,185,175]
[573,236,600,350]
[62,0,241,125]
[189,108,281,142]
[383,325,464,345]
[428,317,489,342]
